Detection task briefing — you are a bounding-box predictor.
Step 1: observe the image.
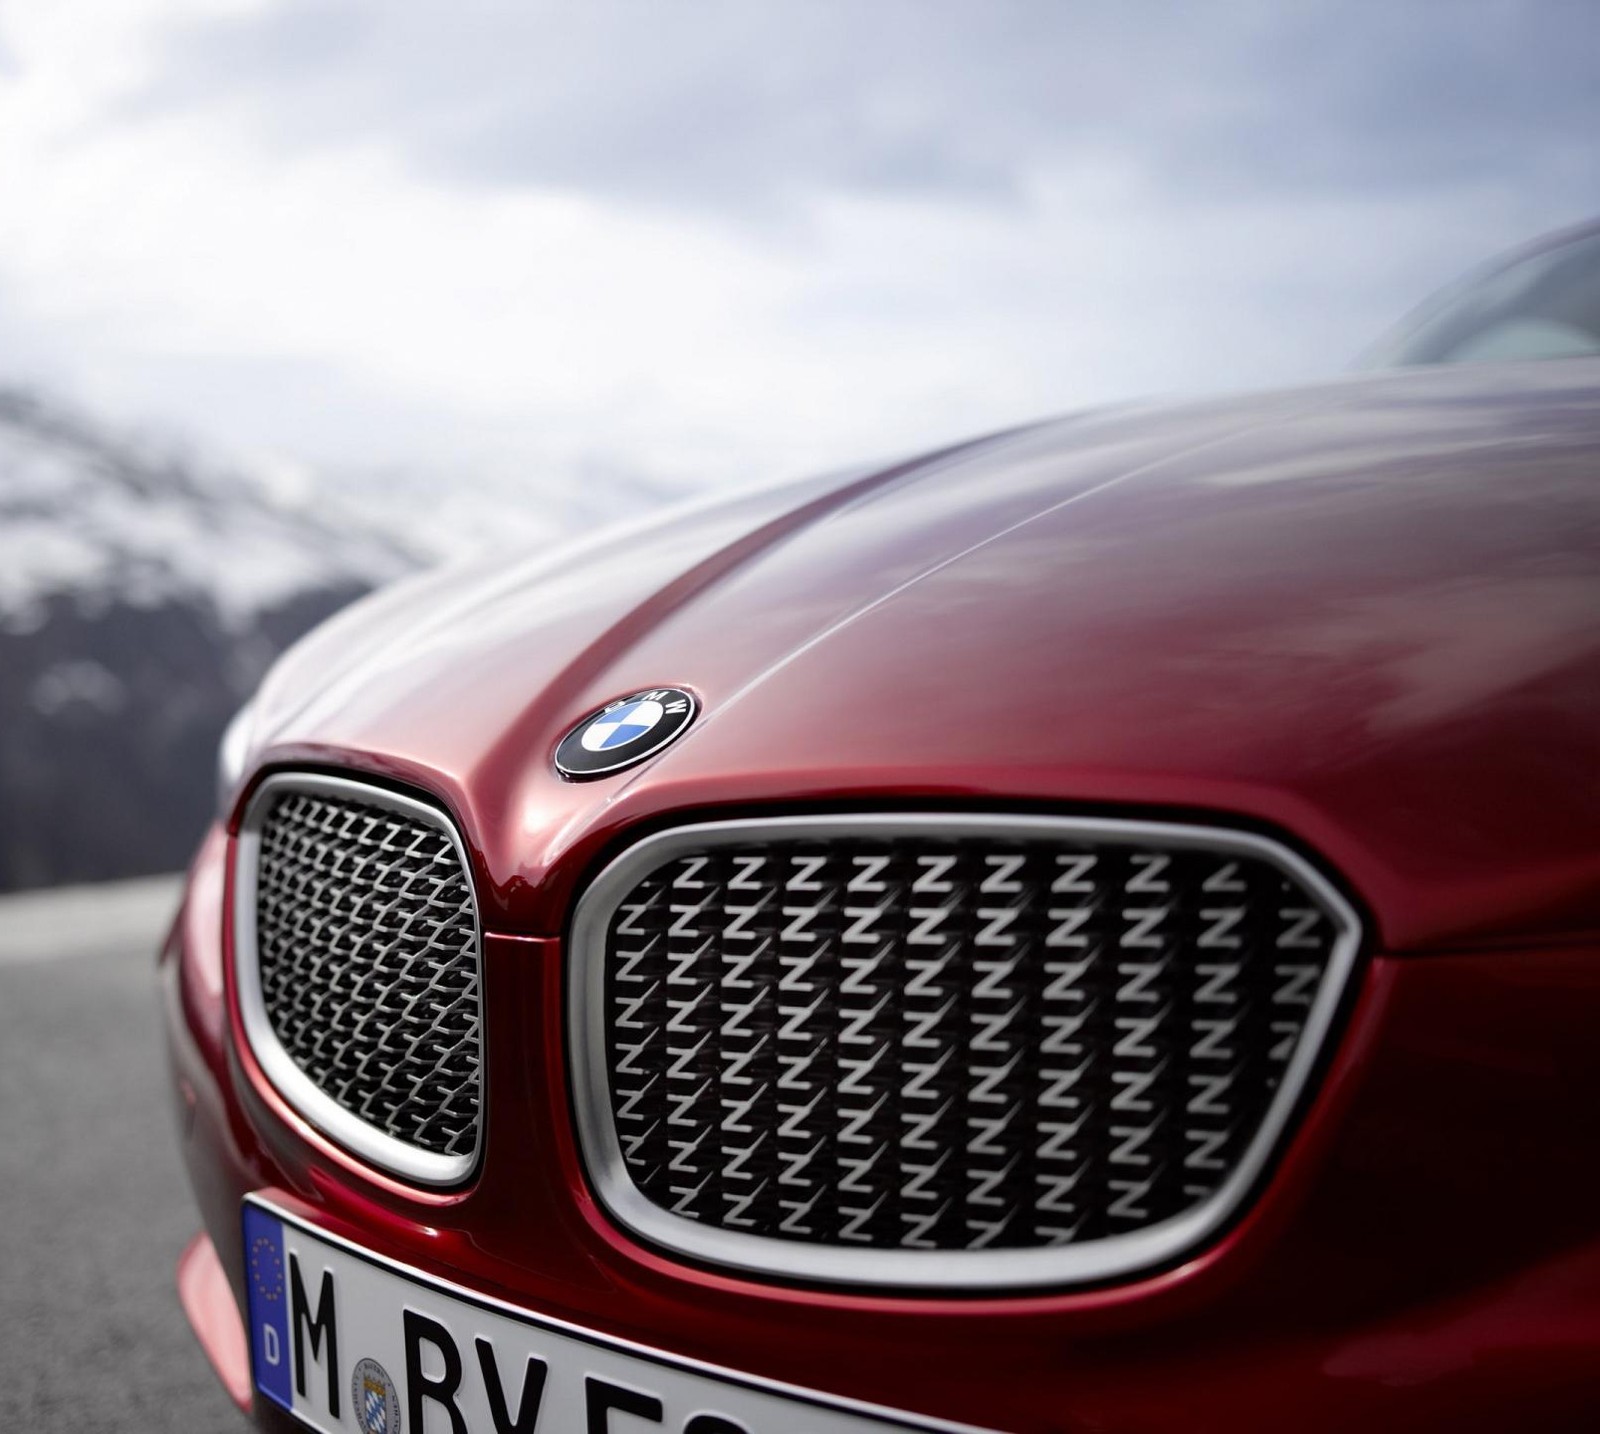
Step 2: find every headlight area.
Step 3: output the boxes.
[162,823,229,1034]
[216,697,259,822]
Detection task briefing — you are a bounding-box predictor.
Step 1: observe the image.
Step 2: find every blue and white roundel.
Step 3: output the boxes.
[555,687,697,778]
[580,697,665,752]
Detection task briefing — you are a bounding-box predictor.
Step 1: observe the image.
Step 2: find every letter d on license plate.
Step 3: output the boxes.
[242,1197,976,1434]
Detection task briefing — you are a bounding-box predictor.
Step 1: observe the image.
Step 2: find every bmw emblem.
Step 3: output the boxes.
[555,687,698,779]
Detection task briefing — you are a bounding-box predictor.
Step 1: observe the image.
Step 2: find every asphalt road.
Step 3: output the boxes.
[0,876,247,1432]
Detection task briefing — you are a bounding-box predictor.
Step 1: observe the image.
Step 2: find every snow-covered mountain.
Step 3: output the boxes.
[0,383,754,891]
[0,388,424,892]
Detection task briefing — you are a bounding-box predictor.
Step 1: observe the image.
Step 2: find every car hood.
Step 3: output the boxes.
[242,359,1600,952]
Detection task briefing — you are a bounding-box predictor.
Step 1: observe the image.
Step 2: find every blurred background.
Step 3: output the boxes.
[0,3,1596,1428]
[2,0,1598,894]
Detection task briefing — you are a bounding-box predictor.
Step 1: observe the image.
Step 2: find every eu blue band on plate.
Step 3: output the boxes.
[242,1204,293,1412]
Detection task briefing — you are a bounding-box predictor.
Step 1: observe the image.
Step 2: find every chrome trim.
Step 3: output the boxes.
[554,688,701,780]
[568,812,1364,1292]
[233,771,484,1188]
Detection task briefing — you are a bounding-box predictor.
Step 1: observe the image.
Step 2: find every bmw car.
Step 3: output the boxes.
[162,220,1600,1432]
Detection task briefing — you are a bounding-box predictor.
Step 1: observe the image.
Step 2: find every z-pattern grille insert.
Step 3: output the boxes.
[591,824,1354,1262]
[249,784,482,1170]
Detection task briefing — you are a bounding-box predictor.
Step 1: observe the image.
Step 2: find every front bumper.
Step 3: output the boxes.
[162,822,1600,1432]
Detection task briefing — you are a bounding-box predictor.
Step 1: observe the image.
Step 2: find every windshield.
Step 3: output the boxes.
[1363,223,1600,369]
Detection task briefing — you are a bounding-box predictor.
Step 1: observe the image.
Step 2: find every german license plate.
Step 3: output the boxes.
[243,1197,970,1434]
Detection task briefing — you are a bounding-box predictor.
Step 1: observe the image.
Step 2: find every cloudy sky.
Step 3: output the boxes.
[0,0,1595,516]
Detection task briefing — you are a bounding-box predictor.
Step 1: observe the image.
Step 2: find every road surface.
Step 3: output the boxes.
[0,875,246,1432]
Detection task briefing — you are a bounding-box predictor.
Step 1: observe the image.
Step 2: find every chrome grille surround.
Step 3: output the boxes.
[569,814,1362,1292]
[233,771,484,1187]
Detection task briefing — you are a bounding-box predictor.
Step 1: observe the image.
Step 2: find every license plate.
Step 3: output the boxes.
[242,1197,977,1434]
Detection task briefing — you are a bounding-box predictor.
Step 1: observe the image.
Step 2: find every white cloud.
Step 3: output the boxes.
[0,0,1593,523]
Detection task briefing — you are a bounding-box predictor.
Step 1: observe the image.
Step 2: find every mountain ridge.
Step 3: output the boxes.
[0,386,420,891]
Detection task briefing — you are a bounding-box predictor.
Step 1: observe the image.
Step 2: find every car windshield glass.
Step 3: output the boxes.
[1362,226,1600,369]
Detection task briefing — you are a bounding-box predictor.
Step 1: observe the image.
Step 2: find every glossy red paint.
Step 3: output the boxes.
[177,1232,251,1413]
[238,361,1600,954]
[167,356,1600,1430]
[164,825,1600,1430]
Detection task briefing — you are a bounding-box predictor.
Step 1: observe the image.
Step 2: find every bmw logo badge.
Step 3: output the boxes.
[555,687,698,779]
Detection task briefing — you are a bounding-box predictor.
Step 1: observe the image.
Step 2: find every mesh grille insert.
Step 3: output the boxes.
[595,829,1349,1254]
[252,786,481,1162]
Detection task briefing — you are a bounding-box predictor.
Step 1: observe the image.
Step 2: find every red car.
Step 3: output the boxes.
[163,221,1600,1433]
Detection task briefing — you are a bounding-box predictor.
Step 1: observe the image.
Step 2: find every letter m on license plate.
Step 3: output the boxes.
[242,1198,977,1434]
